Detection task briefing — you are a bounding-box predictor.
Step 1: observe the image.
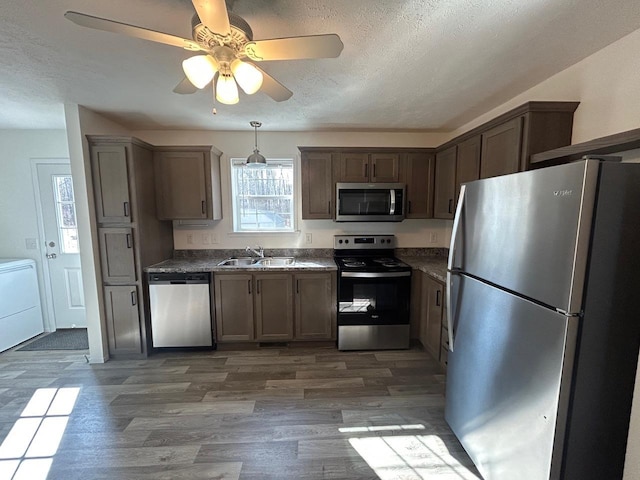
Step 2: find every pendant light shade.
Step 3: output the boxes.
[182,55,219,89]
[247,121,266,166]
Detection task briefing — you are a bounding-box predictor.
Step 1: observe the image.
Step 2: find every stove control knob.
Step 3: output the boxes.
[338,239,343,244]
[345,239,349,244]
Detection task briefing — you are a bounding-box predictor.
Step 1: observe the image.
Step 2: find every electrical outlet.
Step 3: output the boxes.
[25,238,38,250]
[211,233,219,244]
[429,232,438,243]
[305,233,312,244]
[186,234,193,245]
[202,233,211,245]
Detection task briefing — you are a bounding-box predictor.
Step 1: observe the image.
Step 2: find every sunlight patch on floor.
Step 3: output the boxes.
[0,387,80,480]
[348,431,480,480]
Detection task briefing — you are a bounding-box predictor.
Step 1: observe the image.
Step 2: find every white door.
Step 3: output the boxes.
[36,164,86,328]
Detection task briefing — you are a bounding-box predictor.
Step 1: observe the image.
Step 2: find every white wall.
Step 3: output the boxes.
[0,129,69,332]
[133,130,453,250]
[449,27,640,144]
[64,104,131,363]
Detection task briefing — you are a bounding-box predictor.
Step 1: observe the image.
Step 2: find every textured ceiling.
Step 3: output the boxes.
[1,0,640,131]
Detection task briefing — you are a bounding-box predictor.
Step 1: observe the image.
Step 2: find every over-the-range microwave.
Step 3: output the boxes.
[335,183,406,222]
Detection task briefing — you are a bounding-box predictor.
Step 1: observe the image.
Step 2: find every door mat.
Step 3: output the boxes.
[17,328,89,351]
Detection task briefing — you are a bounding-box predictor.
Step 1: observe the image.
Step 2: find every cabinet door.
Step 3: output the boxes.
[155,151,208,219]
[301,152,333,219]
[371,153,400,182]
[99,228,136,284]
[433,146,457,219]
[480,117,523,179]
[339,153,369,182]
[295,273,335,340]
[255,274,293,341]
[104,286,142,355]
[455,135,481,206]
[91,145,132,223]
[214,274,254,342]
[421,274,444,360]
[404,153,434,218]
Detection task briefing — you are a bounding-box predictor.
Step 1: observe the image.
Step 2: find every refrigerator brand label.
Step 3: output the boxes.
[554,189,573,196]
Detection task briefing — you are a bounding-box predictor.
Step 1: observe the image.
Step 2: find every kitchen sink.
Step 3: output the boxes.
[216,257,296,267]
[253,257,296,266]
[217,257,255,266]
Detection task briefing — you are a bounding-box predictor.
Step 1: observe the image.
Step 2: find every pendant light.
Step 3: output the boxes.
[246,121,266,166]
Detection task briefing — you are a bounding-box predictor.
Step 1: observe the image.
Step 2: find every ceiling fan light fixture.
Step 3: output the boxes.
[216,70,239,105]
[182,55,218,89]
[231,59,263,95]
[247,121,266,166]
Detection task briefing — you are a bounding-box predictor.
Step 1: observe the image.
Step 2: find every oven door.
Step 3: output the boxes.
[338,271,411,325]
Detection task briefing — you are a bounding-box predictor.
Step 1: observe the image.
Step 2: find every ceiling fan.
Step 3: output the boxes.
[64,0,344,106]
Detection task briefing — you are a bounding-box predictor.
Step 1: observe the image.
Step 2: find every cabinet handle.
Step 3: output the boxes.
[257,279,261,295]
[448,199,453,214]
[248,279,251,295]
[364,163,368,178]
[131,290,137,306]
[123,201,130,217]
[126,233,132,248]
[436,289,441,307]
[373,163,376,178]
[296,279,299,294]
[408,200,412,213]
[201,200,206,215]
[328,201,331,213]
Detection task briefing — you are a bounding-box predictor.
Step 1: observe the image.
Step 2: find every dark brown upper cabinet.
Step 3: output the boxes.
[337,152,400,183]
[301,150,334,219]
[402,152,435,219]
[455,135,481,202]
[433,146,457,219]
[154,146,222,221]
[480,117,523,179]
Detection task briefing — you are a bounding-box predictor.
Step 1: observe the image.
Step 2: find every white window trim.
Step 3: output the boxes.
[230,157,296,233]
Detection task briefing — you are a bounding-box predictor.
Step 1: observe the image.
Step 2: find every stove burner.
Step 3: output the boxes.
[342,258,366,267]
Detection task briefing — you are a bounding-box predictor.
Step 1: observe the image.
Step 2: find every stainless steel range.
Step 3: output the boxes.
[334,234,411,351]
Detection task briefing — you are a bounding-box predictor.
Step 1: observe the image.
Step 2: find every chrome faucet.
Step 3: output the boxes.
[246,245,264,258]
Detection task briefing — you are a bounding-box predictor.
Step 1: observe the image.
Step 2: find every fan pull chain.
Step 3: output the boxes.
[212,82,217,115]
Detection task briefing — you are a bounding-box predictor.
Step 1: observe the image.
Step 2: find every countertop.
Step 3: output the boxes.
[400,256,448,283]
[145,257,338,273]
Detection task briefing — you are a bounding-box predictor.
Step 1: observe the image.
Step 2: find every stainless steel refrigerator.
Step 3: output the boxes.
[445,159,640,480]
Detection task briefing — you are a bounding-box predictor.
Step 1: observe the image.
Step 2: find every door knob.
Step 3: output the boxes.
[46,253,57,259]
[48,241,56,247]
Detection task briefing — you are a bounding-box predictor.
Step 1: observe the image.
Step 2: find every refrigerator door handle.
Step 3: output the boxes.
[448,184,466,271]
[446,270,455,352]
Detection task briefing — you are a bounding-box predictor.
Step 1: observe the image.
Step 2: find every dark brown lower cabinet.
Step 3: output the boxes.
[294,273,336,340]
[419,273,445,362]
[255,274,294,341]
[214,274,254,342]
[104,286,142,355]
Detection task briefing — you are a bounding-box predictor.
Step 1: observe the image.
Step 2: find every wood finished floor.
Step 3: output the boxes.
[0,346,480,480]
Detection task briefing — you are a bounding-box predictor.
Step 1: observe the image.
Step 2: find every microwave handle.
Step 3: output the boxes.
[390,189,396,214]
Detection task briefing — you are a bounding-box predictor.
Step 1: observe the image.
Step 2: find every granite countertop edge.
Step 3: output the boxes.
[145,257,338,273]
[400,256,448,283]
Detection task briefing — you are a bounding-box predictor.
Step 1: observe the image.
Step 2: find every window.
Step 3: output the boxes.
[230,158,295,232]
[52,175,79,254]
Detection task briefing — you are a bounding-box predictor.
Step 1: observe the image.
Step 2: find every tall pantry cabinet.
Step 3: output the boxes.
[88,136,173,358]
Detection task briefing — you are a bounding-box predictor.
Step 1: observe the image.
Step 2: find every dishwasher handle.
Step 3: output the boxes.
[148,272,210,284]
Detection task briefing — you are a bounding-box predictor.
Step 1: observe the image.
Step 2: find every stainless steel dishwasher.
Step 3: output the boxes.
[148,272,213,348]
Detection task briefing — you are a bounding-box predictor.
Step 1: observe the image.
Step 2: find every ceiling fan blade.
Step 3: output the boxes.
[64,11,201,51]
[173,77,199,94]
[253,66,293,102]
[192,0,231,36]
[245,34,343,61]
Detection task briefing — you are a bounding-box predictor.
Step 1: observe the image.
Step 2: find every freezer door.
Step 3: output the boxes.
[449,160,599,313]
[445,274,577,480]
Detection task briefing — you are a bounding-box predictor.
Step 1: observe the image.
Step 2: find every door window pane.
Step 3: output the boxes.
[53,176,79,254]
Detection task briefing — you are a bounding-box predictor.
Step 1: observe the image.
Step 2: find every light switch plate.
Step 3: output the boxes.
[305,233,312,244]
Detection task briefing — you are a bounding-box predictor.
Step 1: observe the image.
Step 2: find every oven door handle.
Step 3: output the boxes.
[341,271,411,278]
[389,189,396,215]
